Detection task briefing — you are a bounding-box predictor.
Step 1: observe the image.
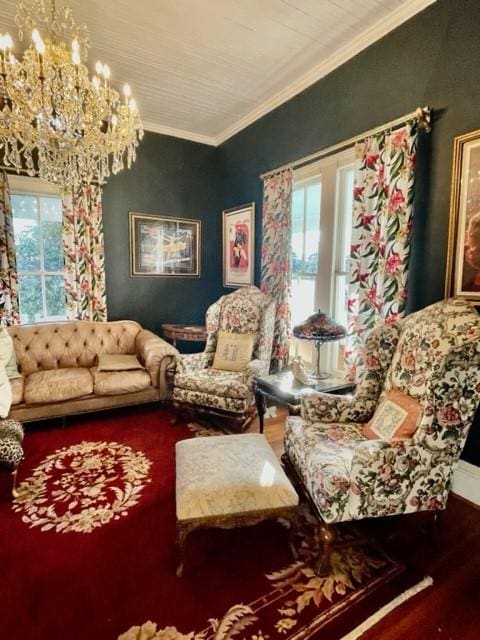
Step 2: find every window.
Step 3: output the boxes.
[290,150,355,372]
[10,177,66,324]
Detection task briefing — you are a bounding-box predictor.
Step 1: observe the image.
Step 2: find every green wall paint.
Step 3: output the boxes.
[102,132,223,335]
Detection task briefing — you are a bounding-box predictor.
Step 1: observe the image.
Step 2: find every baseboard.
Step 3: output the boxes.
[452,460,480,506]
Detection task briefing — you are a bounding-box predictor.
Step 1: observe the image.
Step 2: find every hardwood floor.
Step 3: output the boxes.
[250,407,480,640]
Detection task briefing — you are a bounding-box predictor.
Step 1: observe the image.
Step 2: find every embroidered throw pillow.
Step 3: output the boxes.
[97,354,144,372]
[212,331,256,372]
[363,388,422,441]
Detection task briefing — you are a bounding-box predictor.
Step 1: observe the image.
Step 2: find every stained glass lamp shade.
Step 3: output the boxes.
[293,310,346,380]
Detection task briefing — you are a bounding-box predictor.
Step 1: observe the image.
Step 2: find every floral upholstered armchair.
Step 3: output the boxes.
[173,286,276,430]
[284,298,480,571]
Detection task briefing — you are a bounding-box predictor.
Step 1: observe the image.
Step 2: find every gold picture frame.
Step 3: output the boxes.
[445,129,480,300]
[222,203,255,288]
[130,212,201,277]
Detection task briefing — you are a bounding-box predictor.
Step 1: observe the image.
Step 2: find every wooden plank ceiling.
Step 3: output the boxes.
[0,0,434,143]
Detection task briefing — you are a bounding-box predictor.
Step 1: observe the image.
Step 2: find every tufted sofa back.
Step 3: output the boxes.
[8,320,142,376]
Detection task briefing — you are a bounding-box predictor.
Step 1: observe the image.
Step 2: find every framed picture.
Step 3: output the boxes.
[222,203,255,288]
[446,129,480,300]
[130,212,200,277]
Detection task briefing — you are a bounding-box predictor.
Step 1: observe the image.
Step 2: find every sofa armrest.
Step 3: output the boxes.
[136,330,178,397]
[301,389,375,424]
[175,352,212,375]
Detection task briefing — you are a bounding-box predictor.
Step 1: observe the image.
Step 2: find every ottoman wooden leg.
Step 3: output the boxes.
[12,468,19,498]
[176,522,189,577]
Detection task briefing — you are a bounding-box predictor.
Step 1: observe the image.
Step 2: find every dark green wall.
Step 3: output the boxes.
[102,131,223,335]
[216,0,480,464]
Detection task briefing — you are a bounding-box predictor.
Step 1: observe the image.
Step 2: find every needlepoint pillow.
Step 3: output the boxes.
[363,388,422,441]
[97,354,144,372]
[212,331,256,372]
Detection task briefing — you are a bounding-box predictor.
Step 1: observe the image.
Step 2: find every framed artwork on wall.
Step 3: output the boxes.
[446,129,480,300]
[222,203,255,288]
[130,212,200,277]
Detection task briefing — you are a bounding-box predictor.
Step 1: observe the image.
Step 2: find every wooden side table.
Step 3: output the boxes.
[253,370,355,434]
[161,323,207,348]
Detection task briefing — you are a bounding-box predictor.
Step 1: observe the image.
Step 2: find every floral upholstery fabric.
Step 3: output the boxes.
[285,298,480,524]
[302,321,402,424]
[173,287,275,415]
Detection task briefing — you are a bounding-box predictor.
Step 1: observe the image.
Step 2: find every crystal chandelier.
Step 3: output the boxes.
[0,0,143,188]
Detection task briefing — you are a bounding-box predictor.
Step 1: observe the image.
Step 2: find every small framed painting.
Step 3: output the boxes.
[222,203,255,288]
[130,212,200,277]
[446,129,480,300]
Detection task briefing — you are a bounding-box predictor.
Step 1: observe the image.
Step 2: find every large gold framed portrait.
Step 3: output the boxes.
[446,129,480,300]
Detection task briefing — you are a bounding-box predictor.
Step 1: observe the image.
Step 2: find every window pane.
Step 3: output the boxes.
[342,169,354,271]
[12,195,41,271]
[18,275,43,323]
[40,197,64,271]
[305,183,321,273]
[291,276,316,327]
[45,275,66,319]
[291,188,305,274]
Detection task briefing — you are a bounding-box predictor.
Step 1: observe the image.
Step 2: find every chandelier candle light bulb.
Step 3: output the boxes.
[0,0,143,187]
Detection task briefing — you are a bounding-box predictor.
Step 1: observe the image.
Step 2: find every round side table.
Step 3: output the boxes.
[161,323,207,348]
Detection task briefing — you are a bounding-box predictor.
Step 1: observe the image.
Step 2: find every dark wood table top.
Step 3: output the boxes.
[254,370,355,405]
[161,323,207,342]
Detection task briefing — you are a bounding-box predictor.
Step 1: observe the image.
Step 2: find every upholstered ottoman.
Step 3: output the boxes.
[175,433,299,575]
[0,419,24,496]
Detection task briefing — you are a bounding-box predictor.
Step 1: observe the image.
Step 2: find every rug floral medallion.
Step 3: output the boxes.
[12,440,152,533]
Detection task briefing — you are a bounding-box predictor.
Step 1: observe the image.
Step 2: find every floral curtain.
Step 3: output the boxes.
[345,124,418,381]
[62,184,107,321]
[260,168,293,371]
[0,172,19,326]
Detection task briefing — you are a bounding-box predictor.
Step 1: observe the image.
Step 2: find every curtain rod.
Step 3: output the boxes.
[260,106,431,181]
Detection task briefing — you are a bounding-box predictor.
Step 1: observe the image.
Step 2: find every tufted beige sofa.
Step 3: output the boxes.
[6,320,178,422]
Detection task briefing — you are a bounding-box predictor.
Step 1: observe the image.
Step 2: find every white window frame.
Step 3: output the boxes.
[291,148,355,374]
[9,175,66,324]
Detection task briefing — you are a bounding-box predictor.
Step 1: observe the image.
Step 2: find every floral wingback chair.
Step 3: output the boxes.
[173,286,276,429]
[284,298,480,535]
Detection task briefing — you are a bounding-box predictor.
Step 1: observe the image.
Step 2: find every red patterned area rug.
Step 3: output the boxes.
[0,407,426,640]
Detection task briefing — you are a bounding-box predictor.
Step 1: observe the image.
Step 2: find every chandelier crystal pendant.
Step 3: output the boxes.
[0,0,143,188]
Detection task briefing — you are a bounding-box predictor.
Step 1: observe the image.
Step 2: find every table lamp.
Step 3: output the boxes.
[292,310,346,380]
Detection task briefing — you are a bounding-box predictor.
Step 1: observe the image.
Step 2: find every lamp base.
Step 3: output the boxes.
[307,370,330,382]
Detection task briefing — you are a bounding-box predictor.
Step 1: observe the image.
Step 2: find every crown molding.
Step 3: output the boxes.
[143,0,436,147]
[215,0,436,145]
[142,120,217,146]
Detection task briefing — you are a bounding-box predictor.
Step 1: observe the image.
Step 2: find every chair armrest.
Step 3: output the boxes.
[348,439,445,517]
[244,359,269,388]
[175,352,212,375]
[301,390,376,424]
[135,330,178,396]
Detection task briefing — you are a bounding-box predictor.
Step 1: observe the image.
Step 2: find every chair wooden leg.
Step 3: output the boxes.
[431,511,440,548]
[315,523,335,577]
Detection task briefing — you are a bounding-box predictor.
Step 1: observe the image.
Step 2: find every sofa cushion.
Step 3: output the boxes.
[10,377,24,405]
[91,367,151,396]
[97,354,144,372]
[24,368,93,404]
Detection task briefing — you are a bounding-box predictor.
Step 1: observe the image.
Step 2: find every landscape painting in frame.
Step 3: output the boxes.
[130,213,200,277]
[446,129,480,300]
[222,203,254,287]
